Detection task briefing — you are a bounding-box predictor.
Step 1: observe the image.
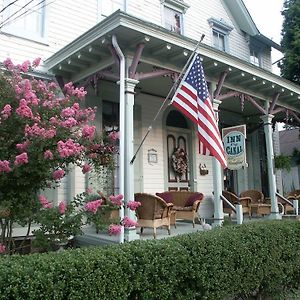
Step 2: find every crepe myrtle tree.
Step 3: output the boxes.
[0,58,118,253]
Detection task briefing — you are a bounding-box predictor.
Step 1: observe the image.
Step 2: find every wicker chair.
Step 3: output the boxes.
[222,190,252,218]
[134,193,173,239]
[240,190,267,216]
[283,190,300,214]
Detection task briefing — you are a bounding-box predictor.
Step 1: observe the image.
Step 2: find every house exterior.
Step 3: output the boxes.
[1,0,300,240]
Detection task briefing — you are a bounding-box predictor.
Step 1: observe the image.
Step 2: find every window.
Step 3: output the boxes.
[102,100,119,132]
[250,49,260,66]
[161,0,189,34]
[164,6,182,34]
[208,18,233,53]
[1,0,47,42]
[213,30,226,51]
[99,0,124,19]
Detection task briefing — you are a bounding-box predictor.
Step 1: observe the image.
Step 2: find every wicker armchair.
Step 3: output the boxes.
[134,193,173,239]
[240,190,267,216]
[222,190,252,218]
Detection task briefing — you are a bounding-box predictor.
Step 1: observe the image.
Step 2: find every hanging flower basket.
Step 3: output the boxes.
[171,148,188,177]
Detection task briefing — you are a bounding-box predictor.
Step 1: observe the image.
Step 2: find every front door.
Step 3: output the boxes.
[166,130,190,191]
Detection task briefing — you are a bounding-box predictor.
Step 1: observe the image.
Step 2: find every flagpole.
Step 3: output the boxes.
[130,34,205,164]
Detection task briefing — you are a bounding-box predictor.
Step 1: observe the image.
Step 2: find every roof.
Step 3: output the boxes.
[279,129,300,155]
[222,0,282,51]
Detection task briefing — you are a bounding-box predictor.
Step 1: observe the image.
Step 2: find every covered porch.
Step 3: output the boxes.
[44,10,300,242]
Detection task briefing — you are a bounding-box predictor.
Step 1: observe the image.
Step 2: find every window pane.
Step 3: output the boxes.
[213,30,225,51]
[2,0,45,39]
[164,6,182,34]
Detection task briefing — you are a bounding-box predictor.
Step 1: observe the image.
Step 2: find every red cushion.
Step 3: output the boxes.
[156,192,173,203]
[185,193,204,207]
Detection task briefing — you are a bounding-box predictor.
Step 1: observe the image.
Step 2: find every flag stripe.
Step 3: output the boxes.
[171,54,227,168]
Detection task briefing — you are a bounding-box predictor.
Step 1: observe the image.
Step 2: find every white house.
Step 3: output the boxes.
[1,0,300,240]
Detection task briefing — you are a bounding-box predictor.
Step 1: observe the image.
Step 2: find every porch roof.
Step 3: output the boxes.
[44,10,300,115]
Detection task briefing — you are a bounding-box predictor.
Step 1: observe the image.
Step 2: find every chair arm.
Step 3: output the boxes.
[192,200,201,211]
[165,203,173,216]
[239,197,251,206]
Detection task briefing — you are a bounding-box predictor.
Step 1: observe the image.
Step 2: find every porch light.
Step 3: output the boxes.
[281,88,285,92]
[298,95,300,99]
[101,38,106,44]
[262,80,266,85]
[183,50,188,56]
[228,67,232,71]
[252,77,256,81]
[148,149,158,164]
[67,59,71,64]
[77,53,81,59]
[271,84,275,88]
[88,46,93,52]
[144,36,150,42]
[241,72,245,76]
[290,92,294,96]
[213,62,218,66]
[58,65,62,70]
[166,44,172,50]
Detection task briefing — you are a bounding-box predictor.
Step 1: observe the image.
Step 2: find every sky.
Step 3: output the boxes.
[243,0,284,74]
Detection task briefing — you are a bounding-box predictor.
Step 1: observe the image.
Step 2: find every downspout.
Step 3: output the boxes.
[112,35,125,243]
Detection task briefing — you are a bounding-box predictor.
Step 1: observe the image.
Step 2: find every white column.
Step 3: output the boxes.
[260,114,281,219]
[212,97,224,227]
[124,78,140,241]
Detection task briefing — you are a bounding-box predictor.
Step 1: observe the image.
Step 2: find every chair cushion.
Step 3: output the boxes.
[156,192,173,203]
[185,192,203,207]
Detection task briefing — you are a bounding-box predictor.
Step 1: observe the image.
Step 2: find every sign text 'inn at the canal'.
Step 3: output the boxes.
[222,125,247,170]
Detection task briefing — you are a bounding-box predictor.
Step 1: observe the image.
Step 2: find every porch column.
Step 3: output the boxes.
[212,97,224,227]
[260,114,280,219]
[124,77,140,241]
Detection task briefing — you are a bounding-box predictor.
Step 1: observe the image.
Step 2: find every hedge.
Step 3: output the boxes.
[0,220,300,300]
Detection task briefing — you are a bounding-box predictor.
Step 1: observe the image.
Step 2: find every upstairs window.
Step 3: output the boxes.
[1,0,47,42]
[250,49,260,66]
[208,18,233,53]
[213,30,226,51]
[164,6,182,34]
[161,0,189,35]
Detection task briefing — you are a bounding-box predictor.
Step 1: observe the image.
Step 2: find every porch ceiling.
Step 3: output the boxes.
[45,11,300,118]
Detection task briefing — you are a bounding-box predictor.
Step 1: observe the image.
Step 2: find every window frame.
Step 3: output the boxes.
[208,17,233,53]
[161,0,189,35]
[1,0,48,44]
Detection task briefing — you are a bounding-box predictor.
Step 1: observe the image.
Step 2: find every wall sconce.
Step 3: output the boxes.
[148,149,158,164]
[199,163,209,175]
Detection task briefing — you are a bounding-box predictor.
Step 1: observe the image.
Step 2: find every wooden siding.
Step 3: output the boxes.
[0,0,273,71]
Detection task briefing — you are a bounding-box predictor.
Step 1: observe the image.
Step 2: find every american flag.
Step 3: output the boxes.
[171,54,227,168]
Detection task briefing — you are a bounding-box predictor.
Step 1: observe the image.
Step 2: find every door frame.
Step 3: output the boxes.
[162,108,197,191]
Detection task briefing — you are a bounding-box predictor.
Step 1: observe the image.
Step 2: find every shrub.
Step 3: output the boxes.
[0,220,300,300]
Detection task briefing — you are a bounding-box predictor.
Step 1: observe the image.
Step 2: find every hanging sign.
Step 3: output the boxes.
[222,125,247,170]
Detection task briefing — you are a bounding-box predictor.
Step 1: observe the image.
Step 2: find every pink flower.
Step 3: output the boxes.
[3,58,14,70]
[60,117,77,128]
[58,201,67,214]
[61,107,75,118]
[14,152,28,166]
[38,195,53,209]
[82,125,96,140]
[16,141,30,152]
[57,139,84,158]
[108,224,122,236]
[16,99,33,119]
[109,194,124,206]
[122,216,138,228]
[108,131,120,141]
[84,199,103,214]
[1,104,12,119]
[0,160,11,173]
[32,57,41,68]
[127,201,141,211]
[82,163,91,174]
[18,60,31,73]
[52,169,65,180]
[44,150,53,160]
[0,243,6,253]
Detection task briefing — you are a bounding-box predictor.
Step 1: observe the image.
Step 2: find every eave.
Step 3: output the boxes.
[44,10,300,114]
